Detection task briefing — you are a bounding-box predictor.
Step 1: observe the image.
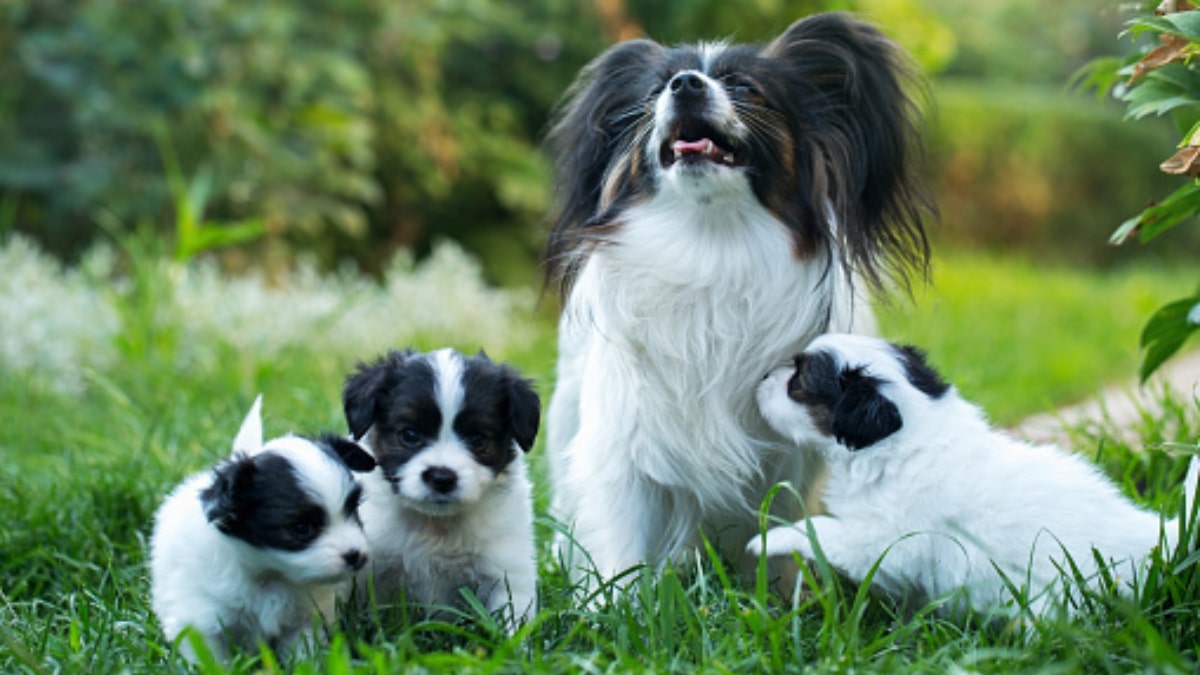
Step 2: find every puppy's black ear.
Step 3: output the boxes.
[200,454,256,534]
[831,375,902,450]
[325,435,377,473]
[342,349,411,440]
[893,343,950,399]
[505,372,541,453]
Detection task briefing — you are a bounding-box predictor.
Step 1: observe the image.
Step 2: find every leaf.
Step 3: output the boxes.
[1157,1,1198,16]
[1139,295,1200,382]
[1127,11,1200,43]
[1128,33,1195,85]
[1160,144,1200,175]
[1120,65,1200,119]
[174,218,265,261]
[1070,56,1127,100]
[1111,183,1200,245]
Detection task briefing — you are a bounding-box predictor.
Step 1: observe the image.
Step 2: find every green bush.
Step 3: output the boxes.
[1077,7,1200,380]
[925,80,1189,264]
[0,0,604,274]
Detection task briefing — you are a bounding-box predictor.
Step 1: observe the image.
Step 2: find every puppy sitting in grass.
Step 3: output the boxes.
[748,334,1198,616]
[341,348,540,632]
[150,396,376,662]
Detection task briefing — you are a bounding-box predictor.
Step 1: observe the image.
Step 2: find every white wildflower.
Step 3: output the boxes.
[0,236,536,393]
[0,235,121,393]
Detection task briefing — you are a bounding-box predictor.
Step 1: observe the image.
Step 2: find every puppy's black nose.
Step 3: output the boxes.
[342,548,367,571]
[669,72,707,100]
[422,466,458,494]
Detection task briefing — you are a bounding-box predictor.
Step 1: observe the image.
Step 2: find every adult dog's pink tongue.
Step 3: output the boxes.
[674,139,714,155]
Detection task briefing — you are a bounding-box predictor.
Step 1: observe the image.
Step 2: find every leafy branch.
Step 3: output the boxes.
[1079,0,1200,382]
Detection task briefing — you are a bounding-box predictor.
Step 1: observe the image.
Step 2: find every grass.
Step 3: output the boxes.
[878,249,1196,425]
[1,236,1198,673]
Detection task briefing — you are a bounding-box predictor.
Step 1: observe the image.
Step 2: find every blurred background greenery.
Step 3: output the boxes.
[2,0,1195,287]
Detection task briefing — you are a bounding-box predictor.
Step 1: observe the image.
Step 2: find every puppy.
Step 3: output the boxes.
[150,396,377,662]
[342,348,540,630]
[541,12,935,584]
[748,334,1199,616]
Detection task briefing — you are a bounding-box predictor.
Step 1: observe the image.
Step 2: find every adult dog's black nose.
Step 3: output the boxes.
[669,72,707,100]
[422,466,458,494]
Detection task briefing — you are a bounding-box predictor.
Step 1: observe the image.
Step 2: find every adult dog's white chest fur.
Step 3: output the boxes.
[549,190,854,576]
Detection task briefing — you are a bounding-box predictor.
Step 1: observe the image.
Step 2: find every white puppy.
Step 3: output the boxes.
[150,396,377,662]
[748,334,1198,616]
[341,348,540,630]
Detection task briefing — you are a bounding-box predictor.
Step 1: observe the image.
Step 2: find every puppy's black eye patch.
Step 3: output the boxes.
[203,453,331,552]
[788,350,841,408]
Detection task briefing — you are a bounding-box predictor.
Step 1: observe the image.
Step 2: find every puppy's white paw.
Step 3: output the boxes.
[746,524,814,559]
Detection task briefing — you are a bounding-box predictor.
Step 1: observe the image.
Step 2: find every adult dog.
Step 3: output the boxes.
[542,12,934,583]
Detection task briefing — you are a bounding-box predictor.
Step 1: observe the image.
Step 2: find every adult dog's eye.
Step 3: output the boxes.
[723,75,758,96]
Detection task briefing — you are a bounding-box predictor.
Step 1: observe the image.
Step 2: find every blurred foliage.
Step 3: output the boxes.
[1076,4,1200,381]
[926,80,1183,265]
[0,0,1185,283]
[0,0,606,281]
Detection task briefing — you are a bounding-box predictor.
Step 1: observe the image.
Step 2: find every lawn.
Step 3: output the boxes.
[1,236,1197,673]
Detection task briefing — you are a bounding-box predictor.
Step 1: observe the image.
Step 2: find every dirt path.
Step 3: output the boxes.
[1014,349,1200,445]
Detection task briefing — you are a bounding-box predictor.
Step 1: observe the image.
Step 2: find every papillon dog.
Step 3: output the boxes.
[749,334,1199,616]
[150,396,377,662]
[342,348,540,630]
[541,12,935,584]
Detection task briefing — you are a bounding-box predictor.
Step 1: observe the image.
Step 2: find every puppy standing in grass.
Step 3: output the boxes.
[150,396,377,662]
[342,348,540,631]
[748,334,1199,615]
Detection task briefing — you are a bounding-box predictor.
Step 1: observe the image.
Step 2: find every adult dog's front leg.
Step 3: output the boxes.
[562,474,666,596]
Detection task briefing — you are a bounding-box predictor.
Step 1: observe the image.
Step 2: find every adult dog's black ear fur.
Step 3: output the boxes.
[200,454,255,534]
[762,12,934,293]
[542,37,668,293]
[322,434,377,473]
[506,372,541,453]
[342,349,413,440]
[831,375,902,450]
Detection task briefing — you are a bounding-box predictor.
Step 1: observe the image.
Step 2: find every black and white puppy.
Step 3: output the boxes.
[342,348,540,630]
[749,334,1200,616]
[542,12,934,583]
[151,396,377,662]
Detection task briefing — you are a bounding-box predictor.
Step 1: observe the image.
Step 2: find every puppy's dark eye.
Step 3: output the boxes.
[463,433,488,452]
[290,521,318,540]
[399,428,422,446]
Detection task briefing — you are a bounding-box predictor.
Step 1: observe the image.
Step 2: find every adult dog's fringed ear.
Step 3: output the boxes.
[762,12,933,292]
[506,373,541,453]
[342,349,414,441]
[831,376,902,450]
[543,37,667,290]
